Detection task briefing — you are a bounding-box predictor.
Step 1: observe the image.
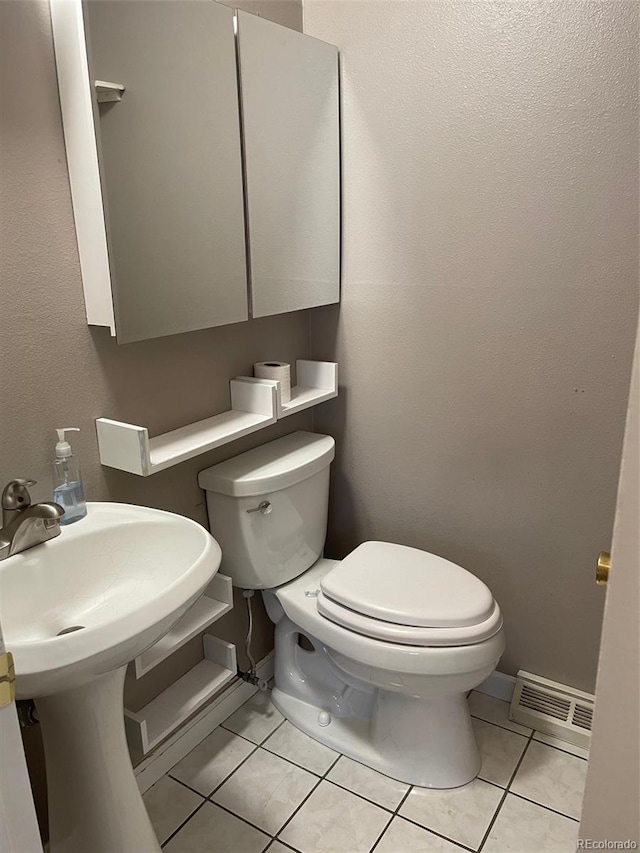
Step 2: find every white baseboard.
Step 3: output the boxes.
[475,670,516,702]
[134,652,274,794]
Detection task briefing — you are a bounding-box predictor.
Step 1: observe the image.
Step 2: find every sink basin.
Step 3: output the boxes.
[0,502,222,853]
[2,502,221,698]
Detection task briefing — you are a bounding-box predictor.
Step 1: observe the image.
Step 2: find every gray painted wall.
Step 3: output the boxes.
[305,0,639,693]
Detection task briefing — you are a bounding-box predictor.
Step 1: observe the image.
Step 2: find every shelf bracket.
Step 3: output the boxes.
[94,80,125,103]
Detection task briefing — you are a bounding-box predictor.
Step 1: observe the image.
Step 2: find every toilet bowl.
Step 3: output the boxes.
[199,431,505,788]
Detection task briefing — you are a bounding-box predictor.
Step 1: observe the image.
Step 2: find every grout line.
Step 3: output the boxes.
[323,752,343,778]
[220,713,288,747]
[169,732,262,798]
[322,777,398,813]
[220,721,260,743]
[163,715,316,849]
[389,758,474,852]
[259,715,289,742]
[205,741,265,800]
[204,798,277,838]
[393,814,477,853]
[475,723,531,789]
[162,746,273,848]
[367,812,394,853]
[476,776,509,793]
[159,698,292,848]
[476,729,535,852]
[394,783,413,814]
[166,717,279,796]
[326,752,413,817]
[160,799,210,848]
[274,776,324,841]
[470,713,532,738]
[327,776,403,814]
[167,774,211,799]
[259,743,339,779]
[507,792,581,823]
[274,747,343,842]
[531,734,589,761]
[237,745,404,819]
[370,776,477,853]
[219,683,282,734]
[268,841,300,853]
[475,782,509,849]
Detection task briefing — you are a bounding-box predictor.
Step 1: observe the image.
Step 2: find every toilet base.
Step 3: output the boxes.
[270,613,483,788]
[271,686,480,788]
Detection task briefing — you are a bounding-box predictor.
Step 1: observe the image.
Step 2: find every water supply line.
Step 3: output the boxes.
[240,589,268,691]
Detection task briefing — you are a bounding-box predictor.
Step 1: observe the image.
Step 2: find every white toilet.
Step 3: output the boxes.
[199,431,505,788]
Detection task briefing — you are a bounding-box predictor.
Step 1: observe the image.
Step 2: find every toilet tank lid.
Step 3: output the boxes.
[198,431,335,497]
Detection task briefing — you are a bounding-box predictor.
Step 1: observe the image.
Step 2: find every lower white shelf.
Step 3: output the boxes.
[280,384,337,417]
[282,360,338,416]
[125,635,237,755]
[132,574,233,678]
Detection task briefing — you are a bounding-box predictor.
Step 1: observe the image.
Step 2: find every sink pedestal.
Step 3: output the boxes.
[36,666,160,853]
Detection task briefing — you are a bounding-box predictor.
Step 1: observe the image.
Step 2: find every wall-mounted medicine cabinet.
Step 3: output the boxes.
[237,12,340,317]
[51,0,340,344]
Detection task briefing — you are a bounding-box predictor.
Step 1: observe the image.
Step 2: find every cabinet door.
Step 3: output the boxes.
[85,0,248,343]
[237,11,340,318]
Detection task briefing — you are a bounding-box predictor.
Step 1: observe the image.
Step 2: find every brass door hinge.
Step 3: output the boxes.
[0,651,16,708]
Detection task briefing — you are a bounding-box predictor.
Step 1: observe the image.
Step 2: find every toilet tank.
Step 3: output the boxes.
[198,431,335,589]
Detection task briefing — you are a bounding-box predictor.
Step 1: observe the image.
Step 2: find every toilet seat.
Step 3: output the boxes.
[316,590,502,646]
[316,541,501,645]
[273,558,505,678]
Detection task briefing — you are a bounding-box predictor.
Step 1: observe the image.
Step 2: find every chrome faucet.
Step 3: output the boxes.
[0,479,64,561]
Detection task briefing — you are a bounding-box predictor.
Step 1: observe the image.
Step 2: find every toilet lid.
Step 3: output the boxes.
[316,589,502,646]
[319,541,494,629]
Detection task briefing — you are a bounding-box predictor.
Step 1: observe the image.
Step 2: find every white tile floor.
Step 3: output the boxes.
[143,688,587,852]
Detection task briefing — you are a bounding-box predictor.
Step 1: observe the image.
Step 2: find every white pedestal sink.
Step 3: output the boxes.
[0,502,222,853]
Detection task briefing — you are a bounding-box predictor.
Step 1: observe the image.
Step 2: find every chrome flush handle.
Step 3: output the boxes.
[246,501,272,515]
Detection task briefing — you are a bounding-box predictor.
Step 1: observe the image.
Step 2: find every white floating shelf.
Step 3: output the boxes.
[94,80,125,103]
[237,359,338,419]
[96,362,337,475]
[125,635,237,755]
[96,379,277,476]
[132,574,233,678]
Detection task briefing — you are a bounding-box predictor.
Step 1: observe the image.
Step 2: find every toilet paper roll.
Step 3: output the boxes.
[253,361,291,403]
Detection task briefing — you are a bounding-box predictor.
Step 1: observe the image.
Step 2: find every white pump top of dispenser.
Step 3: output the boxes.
[55,427,80,459]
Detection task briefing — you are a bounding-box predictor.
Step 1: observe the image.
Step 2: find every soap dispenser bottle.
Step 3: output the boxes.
[52,428,87,524]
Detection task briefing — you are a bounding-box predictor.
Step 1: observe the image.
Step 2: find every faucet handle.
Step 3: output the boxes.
[2,479,36,511]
